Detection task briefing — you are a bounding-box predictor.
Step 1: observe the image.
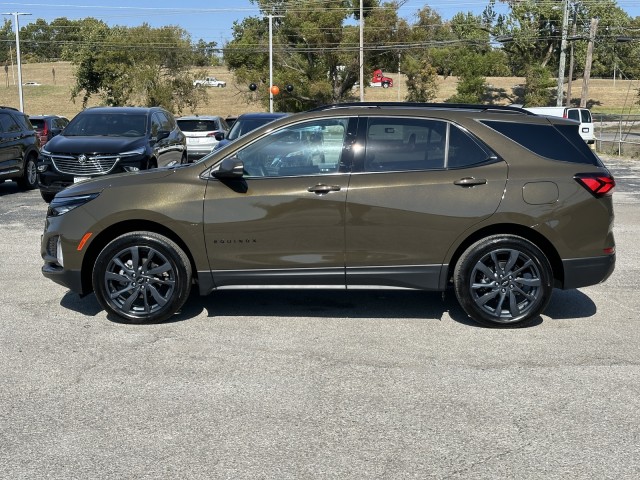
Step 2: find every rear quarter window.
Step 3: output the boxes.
[480,120,599,165]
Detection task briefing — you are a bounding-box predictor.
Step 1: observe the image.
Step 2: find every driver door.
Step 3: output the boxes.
[203,117,356,288]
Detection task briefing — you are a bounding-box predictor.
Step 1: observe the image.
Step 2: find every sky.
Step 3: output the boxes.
[2,0,640,46]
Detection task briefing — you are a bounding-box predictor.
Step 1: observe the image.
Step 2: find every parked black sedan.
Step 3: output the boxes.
[37,106,186,202]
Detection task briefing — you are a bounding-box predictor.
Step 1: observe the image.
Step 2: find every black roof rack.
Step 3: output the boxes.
[308,102,534,115]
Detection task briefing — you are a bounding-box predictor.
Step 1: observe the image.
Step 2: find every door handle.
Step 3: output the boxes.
[454,177,487,187]
[308,184,341,195]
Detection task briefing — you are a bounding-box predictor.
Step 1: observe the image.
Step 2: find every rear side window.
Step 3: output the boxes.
[581,110,592,123]
[481,120,599,165]
[364,117,492,172]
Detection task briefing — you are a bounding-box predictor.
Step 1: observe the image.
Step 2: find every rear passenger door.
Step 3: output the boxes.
[345,116,508,289]
[0,112,23,175]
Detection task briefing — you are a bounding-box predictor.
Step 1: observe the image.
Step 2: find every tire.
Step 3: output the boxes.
[40,191,56,203]
[382,82,390,89]
[92,232,192,324]
[454,235,553,327]
[17,153,38,190]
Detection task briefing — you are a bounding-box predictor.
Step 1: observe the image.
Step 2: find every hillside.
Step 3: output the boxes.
[2,61,639,119]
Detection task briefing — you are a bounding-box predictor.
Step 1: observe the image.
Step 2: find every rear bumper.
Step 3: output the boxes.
[561,254,615,289]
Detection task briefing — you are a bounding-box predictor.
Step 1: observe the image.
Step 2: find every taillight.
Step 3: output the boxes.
[206,131,219,137]
[574,173,615,197]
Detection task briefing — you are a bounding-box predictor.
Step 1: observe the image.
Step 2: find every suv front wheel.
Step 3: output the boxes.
[454,235,553,327]
[92,232,192,323]
[16,152,38,190]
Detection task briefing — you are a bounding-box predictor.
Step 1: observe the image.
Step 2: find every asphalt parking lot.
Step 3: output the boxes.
[1,156,639,479]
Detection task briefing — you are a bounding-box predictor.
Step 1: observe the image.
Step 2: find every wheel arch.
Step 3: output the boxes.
[80,219,197,294]
[445,224,564,289]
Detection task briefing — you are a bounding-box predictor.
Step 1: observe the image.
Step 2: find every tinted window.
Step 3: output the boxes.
[448,124,492,168]
[54,118,69,129]
[567,109,580,121]
[235,118,349,177]
[0,113,22,133]
[481,120,598,165]
[581,109,592,123]
[30,119,45,130]
[178,119,220,132]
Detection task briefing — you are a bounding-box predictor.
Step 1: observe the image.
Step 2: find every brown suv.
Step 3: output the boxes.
[40,103,615,327]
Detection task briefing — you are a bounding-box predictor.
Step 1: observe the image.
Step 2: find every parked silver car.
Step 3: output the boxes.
[177,115,229,161]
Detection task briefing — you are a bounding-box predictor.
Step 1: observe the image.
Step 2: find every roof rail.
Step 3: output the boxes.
[308,102,534,115]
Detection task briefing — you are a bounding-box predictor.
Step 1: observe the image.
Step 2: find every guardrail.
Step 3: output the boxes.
[593,114,640,158]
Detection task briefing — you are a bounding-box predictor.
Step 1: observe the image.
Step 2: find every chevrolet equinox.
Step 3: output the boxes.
[41,103,616,327]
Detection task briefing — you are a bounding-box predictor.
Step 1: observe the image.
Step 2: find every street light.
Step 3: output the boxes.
[2,12,31,112]
[267,13,283,113]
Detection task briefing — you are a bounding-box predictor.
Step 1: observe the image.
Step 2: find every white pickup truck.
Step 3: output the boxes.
[193,77,226,88]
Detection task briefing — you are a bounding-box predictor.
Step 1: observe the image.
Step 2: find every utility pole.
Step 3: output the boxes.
[566,6,578,106]
[2,12,31,112]
[359,0,364,102]
[556,0,569,106]
[580,17,599,108]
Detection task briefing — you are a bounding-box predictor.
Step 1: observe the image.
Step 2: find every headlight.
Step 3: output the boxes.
[119,147,145,157]
[47,193,100,217]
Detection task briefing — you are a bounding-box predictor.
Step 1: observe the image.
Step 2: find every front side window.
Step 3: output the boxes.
[234,118,349,177]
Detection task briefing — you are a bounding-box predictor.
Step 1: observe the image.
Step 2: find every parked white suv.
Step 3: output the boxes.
[524,107,595,145]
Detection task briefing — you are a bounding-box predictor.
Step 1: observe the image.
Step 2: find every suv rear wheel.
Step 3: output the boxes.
[454,235,553,327]
[92,232,192,324]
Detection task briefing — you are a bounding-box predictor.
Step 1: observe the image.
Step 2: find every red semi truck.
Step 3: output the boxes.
[370,69,393,88]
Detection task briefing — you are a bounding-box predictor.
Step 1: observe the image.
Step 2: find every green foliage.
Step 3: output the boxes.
[403,55,439,102]
[523,64,555,106]
[70,23,205,113]
[224,0,402,111]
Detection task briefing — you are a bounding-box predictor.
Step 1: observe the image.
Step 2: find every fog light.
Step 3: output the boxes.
[56,237,64,267]
[37,164,48,172]
[123,166,140,172]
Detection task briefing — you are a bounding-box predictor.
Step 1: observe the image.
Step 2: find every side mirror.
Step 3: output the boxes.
[213,156,244,179]
[214,131,225,141]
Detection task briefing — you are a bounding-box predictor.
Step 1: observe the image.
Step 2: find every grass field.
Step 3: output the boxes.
[2,61,639,119]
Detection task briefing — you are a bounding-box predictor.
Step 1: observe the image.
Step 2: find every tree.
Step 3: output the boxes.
[224,0,402,111]
[403,55,439,102]
[70,23,205,113]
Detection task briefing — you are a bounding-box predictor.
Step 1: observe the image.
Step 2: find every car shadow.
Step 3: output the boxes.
[59,287,597,328]
[0,181,22,197]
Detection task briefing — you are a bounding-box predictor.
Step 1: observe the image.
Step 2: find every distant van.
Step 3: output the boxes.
[523,107,595,145]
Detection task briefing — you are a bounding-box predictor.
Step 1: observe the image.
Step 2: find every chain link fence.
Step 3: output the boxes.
[593,114,640,158]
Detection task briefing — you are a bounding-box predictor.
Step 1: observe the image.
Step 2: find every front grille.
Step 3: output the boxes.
[50,153,120,176]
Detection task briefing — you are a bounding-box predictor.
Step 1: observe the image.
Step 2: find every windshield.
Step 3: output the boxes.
[64,113,147,137]
[228,117,278,140]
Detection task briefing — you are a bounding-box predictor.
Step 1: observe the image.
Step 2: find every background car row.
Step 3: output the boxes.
[0,107,290,202]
